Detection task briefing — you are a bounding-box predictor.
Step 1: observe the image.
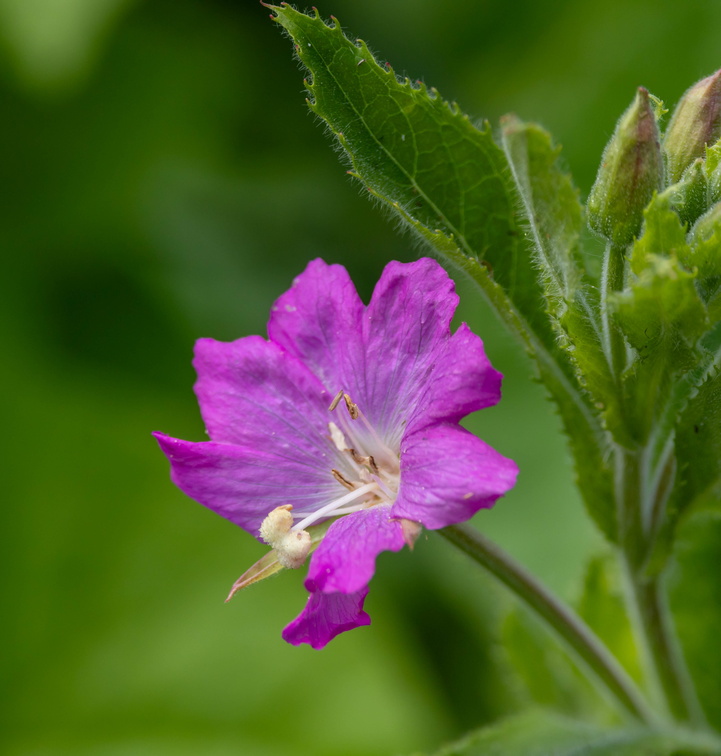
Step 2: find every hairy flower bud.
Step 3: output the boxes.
[664,69,721,184]
[588,87,664,247]
[660,157,707,227]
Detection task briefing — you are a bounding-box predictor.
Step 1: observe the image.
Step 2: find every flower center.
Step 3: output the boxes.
[259,389,401,569]
[293,390,401,531]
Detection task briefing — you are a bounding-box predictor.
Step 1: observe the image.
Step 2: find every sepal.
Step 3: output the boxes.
[226,519,334,601]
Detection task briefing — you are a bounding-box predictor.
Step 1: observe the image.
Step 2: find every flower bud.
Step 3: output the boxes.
[587,87,664,246]
[689,200,721,242]
[660,157,707,227]
[664,69,721,184]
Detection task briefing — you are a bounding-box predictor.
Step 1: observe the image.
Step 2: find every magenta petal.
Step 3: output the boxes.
[282,588,371,649]
[360,259,459,437]
[406,322,502,434]
[305,506,406,594]
[391,424,518,530]
[193,335,331,452]
[267,259,365,394]
[153,433,340,537]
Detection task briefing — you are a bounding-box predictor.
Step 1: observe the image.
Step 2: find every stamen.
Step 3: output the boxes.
[328,389,345,412]
[371,473,394,500]
[292,481,379,532]
[329,502,378,516]
[328,421,347,452]
[329,388,398,473]
[331,468,355,490]
[349,448,380,474]
[343,392,359,419]
[259,505,312,569]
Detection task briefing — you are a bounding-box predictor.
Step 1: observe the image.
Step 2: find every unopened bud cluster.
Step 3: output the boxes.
[588,70,721,249]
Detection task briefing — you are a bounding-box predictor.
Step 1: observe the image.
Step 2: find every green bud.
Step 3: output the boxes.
[689,200,721,245]
[706,141,721,205]
[687,202,721,315]
[588,87,664,246]
[659,157,707,227]
[664,69,721,184]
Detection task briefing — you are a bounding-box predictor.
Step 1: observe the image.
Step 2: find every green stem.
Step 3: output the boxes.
[615,445,706,726]
[439,523,655,724]
[627,570,706,726]
[600,241,628,378]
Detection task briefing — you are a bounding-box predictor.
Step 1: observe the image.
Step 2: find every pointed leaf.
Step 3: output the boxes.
[500,116,584,309]
[268,4,553,340]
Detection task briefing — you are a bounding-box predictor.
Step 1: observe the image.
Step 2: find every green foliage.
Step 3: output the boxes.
[687,203,721,319]
[416,709,721,756]
[671,511,721,730]
[660,159,708,229]
[578,555,643,686]
[499,116,584,312]
[269,5,553,338]
[611,195,709,442]
[671,367,721,521]
[501,608,600,718]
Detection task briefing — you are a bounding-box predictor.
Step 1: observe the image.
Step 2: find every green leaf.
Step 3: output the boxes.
[501,608,601,718]
[616,256,707,355]
[670,365,721,520]
[687,203,721,316]
[269,4,616,542]
[629,194,691,276]
[670,509,721,730]
[500,116,584,311]
[268,4,571,352]
[611,195,709,442]
[577,555,643,685]
[499,117,616,427]
[414,709,721,756]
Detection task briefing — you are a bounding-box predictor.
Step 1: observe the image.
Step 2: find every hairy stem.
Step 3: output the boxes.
[615,445,705,726]
[439,523,655,724]
[627,569,706,726]
[600,241,628,378]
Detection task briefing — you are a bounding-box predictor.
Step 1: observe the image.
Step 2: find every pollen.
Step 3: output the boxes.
[260,505,312,569]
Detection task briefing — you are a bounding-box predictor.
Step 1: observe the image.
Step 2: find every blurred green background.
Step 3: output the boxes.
[3,1,721,754]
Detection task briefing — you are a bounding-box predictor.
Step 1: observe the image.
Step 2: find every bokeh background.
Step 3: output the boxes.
[3,1,721,754]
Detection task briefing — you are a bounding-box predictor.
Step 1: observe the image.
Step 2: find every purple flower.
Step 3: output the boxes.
[154,258,517,648]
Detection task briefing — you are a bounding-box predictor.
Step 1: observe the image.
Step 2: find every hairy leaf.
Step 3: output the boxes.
[670,365,721,519]
[500,116,584,309]
[269,6,548,325]
[612,195,708,442]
